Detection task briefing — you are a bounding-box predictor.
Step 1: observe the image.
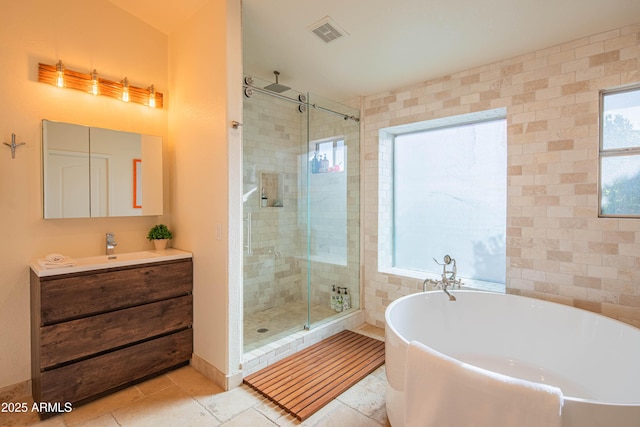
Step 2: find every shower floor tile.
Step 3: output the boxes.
[244,300,353,352]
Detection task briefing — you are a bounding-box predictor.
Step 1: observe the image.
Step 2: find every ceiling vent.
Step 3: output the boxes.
[308,16,349,44]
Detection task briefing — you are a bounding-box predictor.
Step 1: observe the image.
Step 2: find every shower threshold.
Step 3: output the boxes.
[242,308,365,378]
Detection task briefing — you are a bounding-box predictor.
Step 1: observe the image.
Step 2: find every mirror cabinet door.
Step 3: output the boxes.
[43,121,91,219]
[139,134,163,216]
[42,120,163,218]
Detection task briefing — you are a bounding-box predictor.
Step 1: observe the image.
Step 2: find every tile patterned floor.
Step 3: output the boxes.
[244,301,356,352]
[1,326,388,427]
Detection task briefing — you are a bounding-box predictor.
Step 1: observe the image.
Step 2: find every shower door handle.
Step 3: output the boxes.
[244,212,253,255]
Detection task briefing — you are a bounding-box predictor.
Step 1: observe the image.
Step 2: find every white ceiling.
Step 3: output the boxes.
[111,0,640,102]
[108,0,210,36]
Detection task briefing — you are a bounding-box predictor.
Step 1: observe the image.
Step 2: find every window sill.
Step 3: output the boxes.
[379,266,505,293]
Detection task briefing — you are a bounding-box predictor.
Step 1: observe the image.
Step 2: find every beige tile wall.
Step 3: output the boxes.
[243,92,305,315]
[363,22,640,328]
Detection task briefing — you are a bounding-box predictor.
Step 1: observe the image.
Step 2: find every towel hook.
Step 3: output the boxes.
[3,133,26,159]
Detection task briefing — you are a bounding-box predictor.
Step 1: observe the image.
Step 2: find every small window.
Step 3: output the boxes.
[600,85,640,217]
[310,137,345,173]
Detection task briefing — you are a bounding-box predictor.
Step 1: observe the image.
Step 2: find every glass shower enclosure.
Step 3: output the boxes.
[242,75,360,352]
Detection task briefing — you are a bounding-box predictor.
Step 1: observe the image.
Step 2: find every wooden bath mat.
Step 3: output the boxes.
[243,329,385,421]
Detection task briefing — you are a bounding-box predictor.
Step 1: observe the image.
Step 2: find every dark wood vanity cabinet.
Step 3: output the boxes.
[30,258,193,408]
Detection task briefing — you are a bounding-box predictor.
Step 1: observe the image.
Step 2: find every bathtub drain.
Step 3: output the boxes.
[257,328,269,333]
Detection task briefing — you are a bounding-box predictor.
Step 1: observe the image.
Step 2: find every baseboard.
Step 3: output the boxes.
[0,379,31,402]
[190,354,242,391]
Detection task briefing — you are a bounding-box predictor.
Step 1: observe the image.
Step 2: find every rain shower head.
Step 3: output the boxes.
[264,71,290,93]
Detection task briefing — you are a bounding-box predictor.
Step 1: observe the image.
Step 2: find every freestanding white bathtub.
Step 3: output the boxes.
[385,291,640,427]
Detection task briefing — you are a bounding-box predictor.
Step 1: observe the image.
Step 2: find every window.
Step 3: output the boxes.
[600,85,640,217]
[379,109,507,288]
[310,137,345,173]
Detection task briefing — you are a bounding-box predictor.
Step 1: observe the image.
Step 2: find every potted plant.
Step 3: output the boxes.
[147,224,173,250]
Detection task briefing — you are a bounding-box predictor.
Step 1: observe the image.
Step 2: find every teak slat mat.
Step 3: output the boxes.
[243,330,385,421]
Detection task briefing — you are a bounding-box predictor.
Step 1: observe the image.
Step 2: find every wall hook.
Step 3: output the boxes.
[3,133,26,159]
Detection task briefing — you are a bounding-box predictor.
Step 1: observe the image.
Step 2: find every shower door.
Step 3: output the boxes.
[242,75,360,353]
[305,93,361,326]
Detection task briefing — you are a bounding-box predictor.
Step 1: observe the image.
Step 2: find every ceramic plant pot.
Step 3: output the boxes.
[153,239,168,251]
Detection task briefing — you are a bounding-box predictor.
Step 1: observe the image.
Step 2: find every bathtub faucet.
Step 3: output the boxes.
[442,281,457,301]
[423,255,462,301]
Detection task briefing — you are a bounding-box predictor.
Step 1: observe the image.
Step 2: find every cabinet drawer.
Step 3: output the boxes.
[38,329,192,404]
[40,295,192,369]
[40,259,192,325]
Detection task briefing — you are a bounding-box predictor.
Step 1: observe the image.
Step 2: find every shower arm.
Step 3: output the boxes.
[242,83,360,123]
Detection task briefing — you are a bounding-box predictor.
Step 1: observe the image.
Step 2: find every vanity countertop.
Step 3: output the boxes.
[31,248,192,277]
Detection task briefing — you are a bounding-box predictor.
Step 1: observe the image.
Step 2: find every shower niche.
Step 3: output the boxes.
[260,171,284,208]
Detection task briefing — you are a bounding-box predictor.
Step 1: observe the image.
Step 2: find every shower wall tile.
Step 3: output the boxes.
[361,21,640,329]
[243,94,305,316]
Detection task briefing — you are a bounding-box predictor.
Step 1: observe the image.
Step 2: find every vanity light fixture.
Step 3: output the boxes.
[55,60,65,88]
[37,61,163,108]
[148,85,156,108]
[122,77,130,102]
[90,69,99,96]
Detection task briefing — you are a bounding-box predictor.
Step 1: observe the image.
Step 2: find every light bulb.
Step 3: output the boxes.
[148,85,156,108]
[91,69,99,96]
[122,77,129,102]
[55,60,65,88]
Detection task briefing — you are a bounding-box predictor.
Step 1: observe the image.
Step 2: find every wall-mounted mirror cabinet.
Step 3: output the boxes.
[42,120,163,218]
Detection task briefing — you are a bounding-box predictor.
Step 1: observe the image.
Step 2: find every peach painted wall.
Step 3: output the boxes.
[169,0,243,388]
[363,22,640,329]
[0,1,169,389]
